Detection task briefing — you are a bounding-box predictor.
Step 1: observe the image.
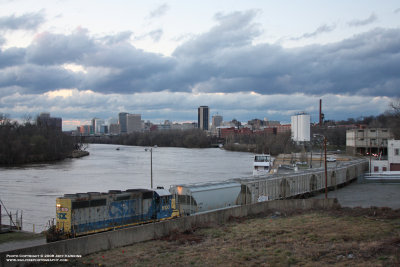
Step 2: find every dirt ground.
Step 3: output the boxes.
[67,207,400,267]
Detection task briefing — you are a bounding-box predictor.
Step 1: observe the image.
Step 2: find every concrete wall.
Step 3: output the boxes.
[1,198,338,267]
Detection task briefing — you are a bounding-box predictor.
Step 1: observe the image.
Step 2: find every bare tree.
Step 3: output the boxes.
[389,98,400,139]
[390,98,400,113]
[0,113,10,125]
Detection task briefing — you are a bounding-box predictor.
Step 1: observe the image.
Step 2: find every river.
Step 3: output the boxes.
[0,144,253,232]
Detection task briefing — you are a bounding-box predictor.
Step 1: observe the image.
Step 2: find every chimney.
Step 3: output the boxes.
[319,99,322,126]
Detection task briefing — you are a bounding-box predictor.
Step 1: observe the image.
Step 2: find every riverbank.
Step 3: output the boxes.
[67,150,89,158]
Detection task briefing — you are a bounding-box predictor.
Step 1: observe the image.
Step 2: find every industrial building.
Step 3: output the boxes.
[370,139,400,172]
[346,128,392,156]
[291,112,310,143]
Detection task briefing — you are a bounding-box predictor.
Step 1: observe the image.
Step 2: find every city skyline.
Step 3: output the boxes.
[1,1,399,130]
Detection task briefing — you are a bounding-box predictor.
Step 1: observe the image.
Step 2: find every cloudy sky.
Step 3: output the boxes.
[0,0,399,130]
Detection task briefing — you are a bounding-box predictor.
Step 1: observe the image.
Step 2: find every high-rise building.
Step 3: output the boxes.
[212,114,223,128]
[127,114,142,133]
[118,112,128,134]
[198,106,209,131]
[78,125,91,135]
[109,123,120,135]
[92,118,105,134]
[36,112,62,131]
[108,118,118,125]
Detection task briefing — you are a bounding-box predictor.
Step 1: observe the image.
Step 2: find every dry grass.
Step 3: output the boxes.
[74,208,400,266]
[0,231,43,244]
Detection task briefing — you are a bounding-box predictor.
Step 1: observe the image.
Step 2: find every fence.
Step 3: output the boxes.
[0,204,23,233]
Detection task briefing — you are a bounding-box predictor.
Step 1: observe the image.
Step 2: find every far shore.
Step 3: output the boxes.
[67,150,90,159]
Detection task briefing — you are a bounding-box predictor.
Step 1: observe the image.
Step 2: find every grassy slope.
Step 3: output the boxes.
[74,208,400,266]
[0,231,43,244]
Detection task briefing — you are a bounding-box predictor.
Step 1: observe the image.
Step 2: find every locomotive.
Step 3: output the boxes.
[46,188,179,242]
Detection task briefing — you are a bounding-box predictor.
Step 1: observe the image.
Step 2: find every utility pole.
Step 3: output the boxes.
[324,137,328,199]
[150,147,153,189]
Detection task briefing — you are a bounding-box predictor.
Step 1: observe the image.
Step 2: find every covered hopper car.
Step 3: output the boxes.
[46,188,179,242]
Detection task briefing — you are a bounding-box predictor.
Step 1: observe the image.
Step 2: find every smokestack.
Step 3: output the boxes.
[319,99,322,126]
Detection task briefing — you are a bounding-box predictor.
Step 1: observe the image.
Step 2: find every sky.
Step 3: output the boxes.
[0,0,399,130]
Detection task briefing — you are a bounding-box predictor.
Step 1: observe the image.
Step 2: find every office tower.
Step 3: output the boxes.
[127,114,142,133]
[212,114,223,128]
[198,106,209,131]
[118,112,128,134]
[109,124,120,135]
[91,118,105,134]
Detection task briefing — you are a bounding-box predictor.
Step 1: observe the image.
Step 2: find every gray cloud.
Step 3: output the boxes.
[135,29,163,42]
[148,3,169,19]
[0,11,399,99]
[348,13,377,27]
[0,64,82,93]
[394,8,400,14]
[173,10,261,58]
[26,28,95,65]
[0,11,45,31]
[100,31,133,45]
[148,29,163,42]
[291,24,336,40]
[0,47,26,68]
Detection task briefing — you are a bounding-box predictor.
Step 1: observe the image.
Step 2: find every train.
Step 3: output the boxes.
[47,160,367,242]
[46,188,179,242]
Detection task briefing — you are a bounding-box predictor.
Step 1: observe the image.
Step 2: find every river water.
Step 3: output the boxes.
[0,144,253,232]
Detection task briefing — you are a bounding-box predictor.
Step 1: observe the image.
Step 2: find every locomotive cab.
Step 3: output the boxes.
[153,189,179,219]
[154,189,173,219]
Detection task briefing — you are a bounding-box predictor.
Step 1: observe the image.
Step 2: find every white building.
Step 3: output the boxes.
[291,112,310,142]
[388,140,400,171]
[371,140,400,172]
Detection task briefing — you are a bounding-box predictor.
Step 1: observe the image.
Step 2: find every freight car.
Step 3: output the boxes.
[46,188,179,242]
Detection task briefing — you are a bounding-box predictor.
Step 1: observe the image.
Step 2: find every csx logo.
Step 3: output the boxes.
[57,213,67,220]
[161,205,170,211]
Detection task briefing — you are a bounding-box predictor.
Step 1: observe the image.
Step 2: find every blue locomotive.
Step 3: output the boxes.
[47,188,179,242]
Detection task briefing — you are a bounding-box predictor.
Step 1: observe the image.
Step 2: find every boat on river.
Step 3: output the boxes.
[253,154,274,176]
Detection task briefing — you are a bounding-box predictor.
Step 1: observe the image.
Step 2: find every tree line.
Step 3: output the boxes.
[223,132,299,155]
[83,129,216,148]
[0,114,77,165]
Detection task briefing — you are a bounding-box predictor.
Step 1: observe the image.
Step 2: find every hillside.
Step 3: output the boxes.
[72,207,400,266]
